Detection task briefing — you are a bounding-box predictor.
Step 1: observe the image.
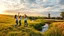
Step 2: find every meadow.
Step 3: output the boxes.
[0,14,64,36]
[0,14,44,36]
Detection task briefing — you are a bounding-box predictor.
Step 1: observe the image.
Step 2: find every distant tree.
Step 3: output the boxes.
[60,12,64,19]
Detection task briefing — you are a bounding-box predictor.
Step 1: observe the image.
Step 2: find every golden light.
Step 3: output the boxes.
[0,9,4,14]
[0,7,6,14]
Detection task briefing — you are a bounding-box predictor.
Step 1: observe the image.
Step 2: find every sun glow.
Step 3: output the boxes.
[0,9,4,14]
[0,6,6,14]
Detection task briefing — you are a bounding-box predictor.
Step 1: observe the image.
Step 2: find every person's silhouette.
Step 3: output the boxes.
[19,15,22,26]
[14,15,18,26]
[24,14,28,27]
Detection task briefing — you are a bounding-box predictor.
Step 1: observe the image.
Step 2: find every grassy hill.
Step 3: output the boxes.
[0,14,44,36]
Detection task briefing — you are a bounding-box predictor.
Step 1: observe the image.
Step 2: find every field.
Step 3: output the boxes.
[0,14,64,36]
[43,22,64,36]
[0,14,44,36]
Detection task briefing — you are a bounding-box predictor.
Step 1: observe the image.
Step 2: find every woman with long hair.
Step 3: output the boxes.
[19,15,22,26]
[14,15,18,26]
[24,14,28,27]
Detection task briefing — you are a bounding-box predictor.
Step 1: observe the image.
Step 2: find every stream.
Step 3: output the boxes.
[41,23,49,32]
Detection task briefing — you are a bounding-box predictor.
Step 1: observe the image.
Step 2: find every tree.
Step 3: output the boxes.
[60,12,64,19]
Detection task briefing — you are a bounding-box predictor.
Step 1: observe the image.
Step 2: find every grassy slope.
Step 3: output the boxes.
[0,14,43,36]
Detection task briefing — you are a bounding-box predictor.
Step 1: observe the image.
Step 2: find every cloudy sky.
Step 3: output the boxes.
[0,0,64,17]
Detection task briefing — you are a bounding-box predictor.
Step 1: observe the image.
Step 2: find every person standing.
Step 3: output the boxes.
[24,14,28,27]
[19,15,22,26]
[14,15,18,26]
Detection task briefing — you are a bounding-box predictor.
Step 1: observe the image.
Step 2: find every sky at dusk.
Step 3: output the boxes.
[0,0,64,17]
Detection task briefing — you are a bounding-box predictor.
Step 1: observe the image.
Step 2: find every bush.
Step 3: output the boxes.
[33,23,45,31]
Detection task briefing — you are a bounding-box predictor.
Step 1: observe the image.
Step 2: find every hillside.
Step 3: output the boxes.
[0,14,43,36]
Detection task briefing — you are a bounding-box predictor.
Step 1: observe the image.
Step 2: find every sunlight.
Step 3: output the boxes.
[0,8,5,14]
[0,9,4,14]
[0,7,6,14]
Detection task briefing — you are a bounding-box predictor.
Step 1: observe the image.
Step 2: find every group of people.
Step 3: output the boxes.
[14,14,49,32]
[14,14,28,27]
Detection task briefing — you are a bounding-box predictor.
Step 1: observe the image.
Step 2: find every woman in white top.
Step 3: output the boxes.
[24,14,28,27]
[14,15,18,26]
[19,15,22,26]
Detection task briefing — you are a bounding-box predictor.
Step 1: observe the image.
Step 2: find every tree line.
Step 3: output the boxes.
[28,12,64,20]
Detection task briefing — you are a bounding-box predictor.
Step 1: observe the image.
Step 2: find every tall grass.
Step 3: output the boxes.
[0,15,43,36]
[43,22,64,36]
[1,15,64,36]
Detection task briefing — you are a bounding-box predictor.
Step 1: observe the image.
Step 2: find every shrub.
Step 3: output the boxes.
[33,23,45,31]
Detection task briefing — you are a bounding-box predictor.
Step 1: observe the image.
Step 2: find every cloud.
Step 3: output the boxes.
[59,0,64,5]
[0,0,64,17]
